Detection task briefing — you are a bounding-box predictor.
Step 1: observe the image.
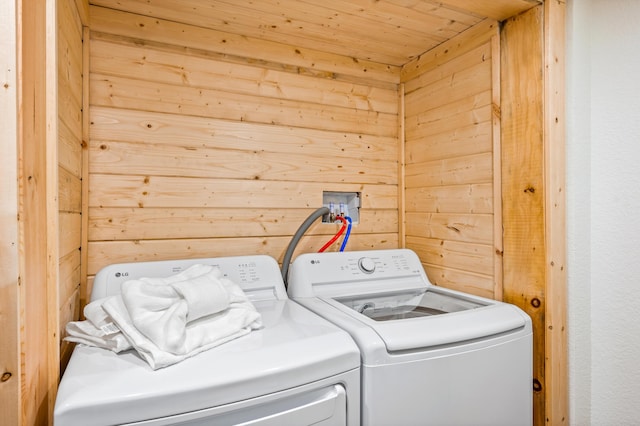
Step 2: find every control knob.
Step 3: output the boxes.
[358,257,376,273]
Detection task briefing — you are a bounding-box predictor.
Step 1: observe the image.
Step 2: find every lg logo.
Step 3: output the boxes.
[114,272,129,278]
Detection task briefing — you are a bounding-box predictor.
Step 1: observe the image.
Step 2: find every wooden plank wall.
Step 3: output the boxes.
[58,0,85,371]
[5,1,565,424]
[0,0,20,423]
[85,5,401,291]
[400,19,502,299]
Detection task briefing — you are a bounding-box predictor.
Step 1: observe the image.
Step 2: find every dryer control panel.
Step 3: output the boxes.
[92,255,287,302]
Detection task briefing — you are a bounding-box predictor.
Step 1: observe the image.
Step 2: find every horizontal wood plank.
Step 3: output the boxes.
[405,152,493,188]
[57,70,82,129]
[436,0,540,22]
[386,0,482,27]
[58,119,82,178]
[90,107,398,162]
[90,38,399,114]
[89,207,398,241]
[89,0,462,66]
[89,140,397,184]
[405,212,493,244]
[405,97,492,141]
[406,110,492,154]
[404,61,491,114]
[89,6,400,85]
[308,0,469,38]
[59,212,82,258]
[403,42,492,95]
[87,233,399,275]
[406,235,494,276]
[58,98,82,156]
[58,166,82,213]
[90,74,398,137]
[59,249,81,307]
[404,184,493,214]
[89,175,398,209]
[58,4,83,143]
[59,288,80,350]
[401,18,498,82]
[93,0,423,69]
[423,263,494,298]
[405,121,492,164]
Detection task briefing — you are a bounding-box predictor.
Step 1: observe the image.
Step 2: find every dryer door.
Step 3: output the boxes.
[128,384,347,426]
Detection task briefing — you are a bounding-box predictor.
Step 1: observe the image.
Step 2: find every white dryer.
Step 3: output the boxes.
[287,249,532,426]
[55,255,360,425]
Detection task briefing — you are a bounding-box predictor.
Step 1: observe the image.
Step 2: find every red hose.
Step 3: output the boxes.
[318,216,347,253]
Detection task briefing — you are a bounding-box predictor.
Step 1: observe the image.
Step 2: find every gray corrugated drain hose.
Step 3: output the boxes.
[281,207,330,288]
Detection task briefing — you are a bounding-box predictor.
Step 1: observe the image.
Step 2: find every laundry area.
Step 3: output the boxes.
[2,0,567,425]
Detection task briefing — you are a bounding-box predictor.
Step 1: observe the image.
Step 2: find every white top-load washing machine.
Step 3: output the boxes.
[55,255,360,426]
[287,248,533,426]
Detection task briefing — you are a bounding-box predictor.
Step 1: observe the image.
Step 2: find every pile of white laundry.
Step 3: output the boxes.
[65,264,263,369]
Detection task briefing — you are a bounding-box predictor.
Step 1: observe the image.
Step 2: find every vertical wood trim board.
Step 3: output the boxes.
[86,6,400,287]
[398,83,406,247]
[501,5,546,425]
[17,0,60,423]
[46,0,60,418]
[79,25,90,319]
[490,33,503,301]
[401,19,501,300]
[18,1,50,423]
[58,0,85,374]
[0,0,20,422]
[543,0,568,424]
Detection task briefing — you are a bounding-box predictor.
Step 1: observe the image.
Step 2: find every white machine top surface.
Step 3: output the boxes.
[55,255,360,426]
[287,249,529,353]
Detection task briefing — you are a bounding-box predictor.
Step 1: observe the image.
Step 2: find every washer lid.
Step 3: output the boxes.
[54,299,360,426]
[325,287,528,351]
[336,287,487,321]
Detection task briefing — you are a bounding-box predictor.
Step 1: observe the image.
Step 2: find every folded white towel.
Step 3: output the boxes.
[118,264,233,353]
[173,274,229,322]
[102,292,261,369]
[64,297,132,353]
[64,264,263,369]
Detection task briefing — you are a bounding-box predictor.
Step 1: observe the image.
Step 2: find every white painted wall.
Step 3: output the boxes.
[567,1,640,424]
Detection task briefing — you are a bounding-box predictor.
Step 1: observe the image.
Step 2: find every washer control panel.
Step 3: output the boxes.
[288,249,428,298]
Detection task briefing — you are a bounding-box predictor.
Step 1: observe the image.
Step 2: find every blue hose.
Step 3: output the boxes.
[339,216,352,252]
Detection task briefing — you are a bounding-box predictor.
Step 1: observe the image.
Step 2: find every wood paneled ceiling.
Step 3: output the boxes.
[90,0,540,66]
